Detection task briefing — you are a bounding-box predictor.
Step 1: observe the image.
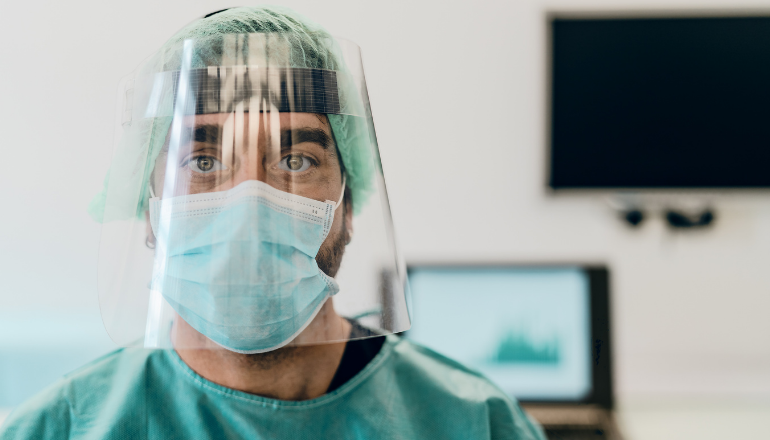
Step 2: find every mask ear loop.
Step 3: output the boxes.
[334,175,347,211]
[149,184,157,199]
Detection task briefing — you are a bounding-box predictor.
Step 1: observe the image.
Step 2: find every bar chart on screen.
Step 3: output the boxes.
[491,329,561,365]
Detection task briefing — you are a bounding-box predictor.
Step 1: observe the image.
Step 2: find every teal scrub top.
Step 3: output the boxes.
[0,335,546,440]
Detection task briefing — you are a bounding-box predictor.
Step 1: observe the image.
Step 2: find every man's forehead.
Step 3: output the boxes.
[181,112,331,131]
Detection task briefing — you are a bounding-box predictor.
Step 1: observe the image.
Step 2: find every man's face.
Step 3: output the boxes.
[151,111,352,277]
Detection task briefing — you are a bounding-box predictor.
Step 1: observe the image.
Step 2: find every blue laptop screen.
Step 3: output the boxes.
[406,267,592,401]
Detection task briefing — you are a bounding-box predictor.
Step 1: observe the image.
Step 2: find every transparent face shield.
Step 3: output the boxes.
[97,33,410,352]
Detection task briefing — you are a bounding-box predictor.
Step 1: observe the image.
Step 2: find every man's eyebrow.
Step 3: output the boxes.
[281,128,333,150]
[191,124,220,144]
[160,124,220,155]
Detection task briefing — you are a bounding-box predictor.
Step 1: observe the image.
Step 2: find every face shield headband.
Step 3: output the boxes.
[139,66,344,122]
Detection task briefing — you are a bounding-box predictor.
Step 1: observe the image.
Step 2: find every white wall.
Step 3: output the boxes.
[1,0,769,404]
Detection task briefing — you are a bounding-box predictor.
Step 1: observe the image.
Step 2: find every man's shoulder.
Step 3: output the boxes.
[381,336,546,440]
[0,348,161,440]
[387,335,506,397]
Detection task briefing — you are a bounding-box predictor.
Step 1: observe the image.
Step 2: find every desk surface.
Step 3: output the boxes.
[617,400,770,440]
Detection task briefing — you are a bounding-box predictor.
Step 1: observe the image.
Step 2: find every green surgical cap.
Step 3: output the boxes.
[88,6,374,222]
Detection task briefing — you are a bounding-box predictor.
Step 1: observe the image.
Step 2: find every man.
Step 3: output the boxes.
[0,6,545,439]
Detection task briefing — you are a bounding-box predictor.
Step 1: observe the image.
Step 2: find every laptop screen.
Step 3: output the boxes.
[406,266,593,402]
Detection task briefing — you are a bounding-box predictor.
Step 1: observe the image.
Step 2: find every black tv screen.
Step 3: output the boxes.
[549,16,770,189]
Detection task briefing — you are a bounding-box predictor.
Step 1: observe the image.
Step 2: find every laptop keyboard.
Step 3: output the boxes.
[545,427,610,439]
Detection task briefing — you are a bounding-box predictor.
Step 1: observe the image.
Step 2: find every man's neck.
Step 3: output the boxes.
[174,301,352,401]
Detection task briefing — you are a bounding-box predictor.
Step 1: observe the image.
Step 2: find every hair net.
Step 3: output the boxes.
[88,6,374,222]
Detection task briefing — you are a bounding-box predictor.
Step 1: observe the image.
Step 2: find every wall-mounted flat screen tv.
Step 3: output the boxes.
[549,15,770,189]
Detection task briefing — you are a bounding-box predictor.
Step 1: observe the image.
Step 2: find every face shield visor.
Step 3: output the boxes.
[96,33,410,353]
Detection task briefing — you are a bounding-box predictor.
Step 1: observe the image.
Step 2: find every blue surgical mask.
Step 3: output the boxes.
[149,178,346,353]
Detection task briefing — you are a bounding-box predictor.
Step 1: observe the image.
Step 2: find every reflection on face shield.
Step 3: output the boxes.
[148,109,349,353]
[151,112,345,199]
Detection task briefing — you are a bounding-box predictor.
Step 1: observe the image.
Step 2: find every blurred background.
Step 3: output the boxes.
[2,0,770,438]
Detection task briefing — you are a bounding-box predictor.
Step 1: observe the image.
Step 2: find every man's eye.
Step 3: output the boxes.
[188,156,226,174]
[278,154,312,172]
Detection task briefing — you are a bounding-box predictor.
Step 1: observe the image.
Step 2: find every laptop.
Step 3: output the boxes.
[404,264,622,440]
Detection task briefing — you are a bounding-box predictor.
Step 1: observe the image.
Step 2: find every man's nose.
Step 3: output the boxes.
[229,148,268,185]
[222,112,277,187]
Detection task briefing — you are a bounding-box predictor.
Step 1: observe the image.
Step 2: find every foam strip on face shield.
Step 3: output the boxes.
[143,67,341,117]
